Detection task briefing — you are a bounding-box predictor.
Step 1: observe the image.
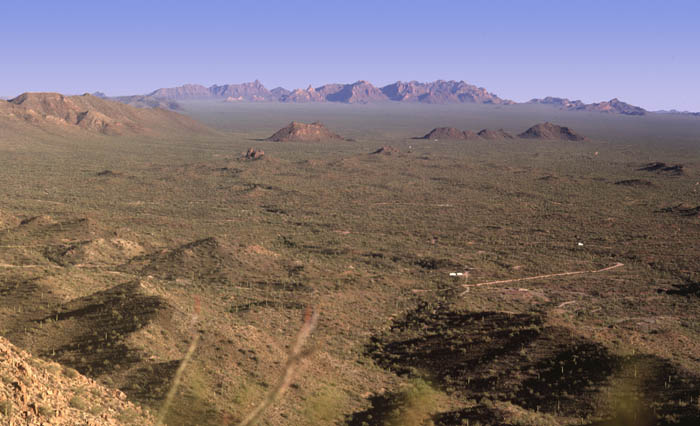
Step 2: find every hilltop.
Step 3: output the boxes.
[0,92,213,136]
[518,122,587,141]
[266,121,348,142]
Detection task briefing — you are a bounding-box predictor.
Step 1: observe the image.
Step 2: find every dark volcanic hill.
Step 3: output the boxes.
[477,128,515,140]
[518,122,586,141]
[529,97,646,116]
[0,92,213,136]
[421,127,479,140]
[266,121,347,142]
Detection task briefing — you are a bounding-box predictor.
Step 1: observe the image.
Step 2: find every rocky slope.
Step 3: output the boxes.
[0,92,213,136]
[0,336,153,425]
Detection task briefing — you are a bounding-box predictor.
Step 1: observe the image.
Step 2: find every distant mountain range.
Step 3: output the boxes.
[123,80,512,106]
[654,109,700,117]
[84,79,700,117]
[527,96,647,116]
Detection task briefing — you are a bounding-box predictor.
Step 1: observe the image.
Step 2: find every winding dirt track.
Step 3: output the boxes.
[458,262,624,296]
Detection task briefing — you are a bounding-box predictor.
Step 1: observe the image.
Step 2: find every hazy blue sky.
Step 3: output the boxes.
[1,0,699,110]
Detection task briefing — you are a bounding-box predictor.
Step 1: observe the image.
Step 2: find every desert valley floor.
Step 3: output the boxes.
[1,100,699,425]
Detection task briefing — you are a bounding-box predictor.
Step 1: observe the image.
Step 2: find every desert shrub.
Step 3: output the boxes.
[383,379,440,426]
[63,367,79,379]
[38,404,54,417]
[69,395,88,411]
[0,400,12,417]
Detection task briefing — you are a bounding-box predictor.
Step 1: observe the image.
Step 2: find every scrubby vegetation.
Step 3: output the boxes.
[1,102,699,424]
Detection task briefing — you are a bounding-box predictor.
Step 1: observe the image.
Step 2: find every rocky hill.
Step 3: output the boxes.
[266,121,347,142]
[0,336,153,425]
[477,128,515,139]
[518,122,587,141]
[0,92,213,136]
[420,127,479,140]
[583,98,646,115]
[529,96,646,115]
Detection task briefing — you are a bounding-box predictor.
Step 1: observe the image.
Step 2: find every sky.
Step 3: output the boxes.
[1,0,699,111]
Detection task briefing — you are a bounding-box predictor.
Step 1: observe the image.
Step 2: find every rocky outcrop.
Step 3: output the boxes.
[370,146,400,155]
[266,121,347,142]
[243,147,265,160]
[0,336,154,425]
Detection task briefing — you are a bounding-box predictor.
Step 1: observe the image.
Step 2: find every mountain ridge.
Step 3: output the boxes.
[138,79,511,105]
[0,92,215,137]
[128,79,653,114]
[528,96,647,115]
